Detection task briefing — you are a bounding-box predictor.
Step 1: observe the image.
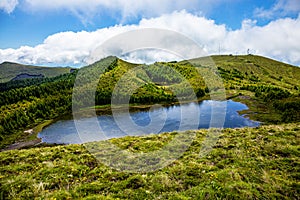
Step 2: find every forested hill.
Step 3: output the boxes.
[0,61,73,83]
[0,55,300,148]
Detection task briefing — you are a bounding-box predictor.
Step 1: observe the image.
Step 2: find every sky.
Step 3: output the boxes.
[0,0,300,67]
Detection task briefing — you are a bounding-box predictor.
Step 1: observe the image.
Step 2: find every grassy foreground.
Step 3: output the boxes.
[1,123,299,199]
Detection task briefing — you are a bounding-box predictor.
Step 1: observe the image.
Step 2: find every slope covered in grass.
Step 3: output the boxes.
[1,123,299,199]
[210,55,300,90]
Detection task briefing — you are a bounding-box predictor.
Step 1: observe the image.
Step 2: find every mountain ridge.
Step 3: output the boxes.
[0,61,74,83]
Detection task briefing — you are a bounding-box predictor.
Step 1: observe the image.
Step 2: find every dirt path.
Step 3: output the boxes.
[2,138,42,151]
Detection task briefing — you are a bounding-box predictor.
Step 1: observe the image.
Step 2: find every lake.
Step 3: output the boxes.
[38,100,260,144]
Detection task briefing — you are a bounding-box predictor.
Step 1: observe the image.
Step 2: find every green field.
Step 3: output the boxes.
[0,55,299,199]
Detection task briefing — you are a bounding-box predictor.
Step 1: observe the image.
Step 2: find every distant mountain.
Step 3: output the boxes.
[0,62,74,83]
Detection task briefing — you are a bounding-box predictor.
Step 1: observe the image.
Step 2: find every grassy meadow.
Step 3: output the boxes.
[1,123,299,199]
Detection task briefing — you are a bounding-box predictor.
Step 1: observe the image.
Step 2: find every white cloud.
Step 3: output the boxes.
[254,0,300,19]
[224,17,300,65]
[0,0,19,13]
[0,10,300,66]
[120,49,183,64]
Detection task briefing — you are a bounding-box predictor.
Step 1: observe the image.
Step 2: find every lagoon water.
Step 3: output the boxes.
[38,100,260,144]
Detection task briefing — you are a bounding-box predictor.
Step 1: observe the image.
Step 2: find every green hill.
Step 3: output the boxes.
[0,61,73,83]
[0,55,300,149]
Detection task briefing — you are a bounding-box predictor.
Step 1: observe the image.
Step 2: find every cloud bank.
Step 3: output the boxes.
[0,11,299,66]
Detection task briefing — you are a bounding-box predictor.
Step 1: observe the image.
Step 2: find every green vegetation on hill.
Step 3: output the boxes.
[0,71,76,148]
[210,55,300,91]
[0,123,299,199]
[0,61,73,83]
[0,55,300,149]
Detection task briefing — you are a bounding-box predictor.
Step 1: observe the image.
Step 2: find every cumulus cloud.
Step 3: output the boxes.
[0,10,300,66]
[254,0,300,19]
[0,25,136,66]
[224,17,300,65]
[0,0,19,13]
[120,49,182,64]
[86,27,210,64]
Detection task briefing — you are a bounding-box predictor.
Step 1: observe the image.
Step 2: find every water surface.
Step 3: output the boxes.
[38,100,260,144]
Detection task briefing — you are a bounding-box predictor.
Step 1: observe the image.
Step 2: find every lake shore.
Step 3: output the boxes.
[1,93,260,151]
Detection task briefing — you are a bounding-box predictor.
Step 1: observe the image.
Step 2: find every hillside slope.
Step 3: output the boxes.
[0,62,73,83]
[189,55,300,91]
[212,55,300,90]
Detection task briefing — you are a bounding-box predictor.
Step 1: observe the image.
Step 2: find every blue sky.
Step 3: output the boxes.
[0,0,300,66]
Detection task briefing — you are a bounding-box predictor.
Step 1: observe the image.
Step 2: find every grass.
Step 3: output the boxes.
[1,123,299,199]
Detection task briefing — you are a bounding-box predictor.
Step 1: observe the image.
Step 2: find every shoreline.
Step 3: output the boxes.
[1,93,262,151]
